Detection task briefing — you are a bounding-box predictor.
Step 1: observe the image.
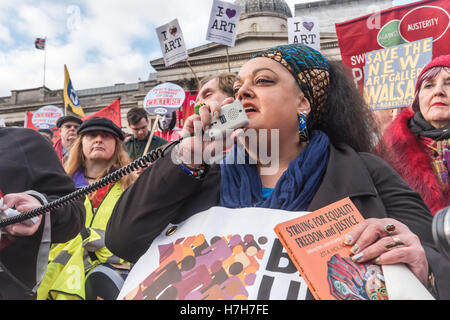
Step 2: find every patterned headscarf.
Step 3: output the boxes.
[252,44,330,117]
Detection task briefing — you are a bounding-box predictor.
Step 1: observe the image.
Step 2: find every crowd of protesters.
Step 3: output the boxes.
[0,44,449,300]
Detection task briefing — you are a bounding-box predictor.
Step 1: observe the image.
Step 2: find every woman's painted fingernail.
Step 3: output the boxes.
[344,234,353,245]
[350,244,359,254]
[352,252,364,262]
[213,111,220,119]
[373,257,380,264]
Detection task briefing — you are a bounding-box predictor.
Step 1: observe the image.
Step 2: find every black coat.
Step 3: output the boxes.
[106,143,450,299]
[0,128,85,299]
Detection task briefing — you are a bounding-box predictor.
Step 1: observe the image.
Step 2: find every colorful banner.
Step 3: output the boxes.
[363,38,433,110]
[288,16,320,52]
[206,0,242,47]
[335,0,450,92]
[64,64,85,117]
[24,111,38,130]
[82,98,121,128]
[156,19,188,67]
[118,206,310,300]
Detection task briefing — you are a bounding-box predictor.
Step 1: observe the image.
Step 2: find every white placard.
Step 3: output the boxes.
[156,18,189,67]
[206,0,242,47]
[31,105,63,130]
[144,82,186,115]
[382,264,434,300]
[288,16,320,52]
[118,206,309,300]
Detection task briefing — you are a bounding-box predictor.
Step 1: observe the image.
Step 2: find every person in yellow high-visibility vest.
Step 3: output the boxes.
[37,117,137,300]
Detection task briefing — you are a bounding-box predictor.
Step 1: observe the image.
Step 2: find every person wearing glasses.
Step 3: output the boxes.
[53,115,83,164]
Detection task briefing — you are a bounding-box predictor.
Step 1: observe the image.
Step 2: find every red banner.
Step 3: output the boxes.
[82,98,122,128]
[24,111,38,130]
[178,91,197,127]
[336,0,450,92]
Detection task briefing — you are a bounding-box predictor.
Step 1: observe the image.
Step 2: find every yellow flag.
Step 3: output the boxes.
[63,65,85,117]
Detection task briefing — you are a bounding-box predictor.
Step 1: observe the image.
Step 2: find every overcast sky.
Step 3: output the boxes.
[0,0,326,97]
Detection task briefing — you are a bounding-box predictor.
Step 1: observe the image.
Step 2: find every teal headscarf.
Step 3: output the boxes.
[252,43,330,118]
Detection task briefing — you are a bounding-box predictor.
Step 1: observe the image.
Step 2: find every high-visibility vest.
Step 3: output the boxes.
[37,182,128,300]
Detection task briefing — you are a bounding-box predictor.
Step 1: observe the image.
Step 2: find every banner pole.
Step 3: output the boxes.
[43,39,47,87]
[185,59,201,88]
[226,46,231,72]
[143,114,160,156]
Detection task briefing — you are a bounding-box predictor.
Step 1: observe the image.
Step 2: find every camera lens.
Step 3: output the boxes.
[432,206,450,261]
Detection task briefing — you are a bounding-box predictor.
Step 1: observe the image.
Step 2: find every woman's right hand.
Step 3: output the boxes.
[177,97,241,167]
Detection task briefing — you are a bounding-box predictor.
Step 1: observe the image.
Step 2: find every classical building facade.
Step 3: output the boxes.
[0,0,374,129]
[151,0,341,88]
[294,0,392,33]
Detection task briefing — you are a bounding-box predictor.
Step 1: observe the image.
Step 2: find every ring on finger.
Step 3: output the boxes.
[384,223,396,235]
[194,103,206,115]
[386,236,404,249]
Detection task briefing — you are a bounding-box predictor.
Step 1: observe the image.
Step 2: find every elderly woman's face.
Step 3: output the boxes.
[233,57,308,134]
[418,69,450,128]
[82,131,116,162]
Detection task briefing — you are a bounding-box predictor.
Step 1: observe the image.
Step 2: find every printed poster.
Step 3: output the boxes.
[156,18,188,67]
[363,38,433,110]
[31,105,63,130]
[288,17,320,52]
[143,82,186,115]
[118,207,310,300]
[206,0,242,47]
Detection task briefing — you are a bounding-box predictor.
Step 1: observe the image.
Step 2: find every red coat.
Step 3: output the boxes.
[378,108,449,215]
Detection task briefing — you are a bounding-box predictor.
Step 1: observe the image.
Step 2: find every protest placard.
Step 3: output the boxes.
[336,0,450,91]
[206,0,241,47]
[288,16,320,52]
[156,18,188,67]
[363,38,432,110]
[119,206,310,300]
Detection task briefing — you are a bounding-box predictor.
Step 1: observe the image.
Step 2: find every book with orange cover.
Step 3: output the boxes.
[274,197,389,300]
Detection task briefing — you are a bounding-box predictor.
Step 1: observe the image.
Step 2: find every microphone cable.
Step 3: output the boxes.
[0,138,182,228]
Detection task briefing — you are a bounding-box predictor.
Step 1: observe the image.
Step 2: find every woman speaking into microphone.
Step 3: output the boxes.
[106,44,450,299]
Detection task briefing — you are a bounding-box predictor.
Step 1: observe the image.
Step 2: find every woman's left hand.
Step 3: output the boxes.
[344,218,428,287]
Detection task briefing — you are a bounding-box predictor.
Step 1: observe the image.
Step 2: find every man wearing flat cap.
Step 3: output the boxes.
[53,115,82,164]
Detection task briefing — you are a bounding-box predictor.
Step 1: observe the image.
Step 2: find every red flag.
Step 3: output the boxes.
[335,0,450,92]
[24,111,60,144]
[180,91,197,127]
[82,99,121,128]
[24,111,38,130]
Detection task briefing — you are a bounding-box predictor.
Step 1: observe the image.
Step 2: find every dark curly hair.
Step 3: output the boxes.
[308,60,379,153]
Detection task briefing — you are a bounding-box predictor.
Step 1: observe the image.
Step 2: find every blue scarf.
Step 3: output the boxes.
[219,130,330,211]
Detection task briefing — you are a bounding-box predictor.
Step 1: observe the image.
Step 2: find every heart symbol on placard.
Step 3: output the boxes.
[226,8,236,19]
[303,21,314,32]
[169,25,178,36]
